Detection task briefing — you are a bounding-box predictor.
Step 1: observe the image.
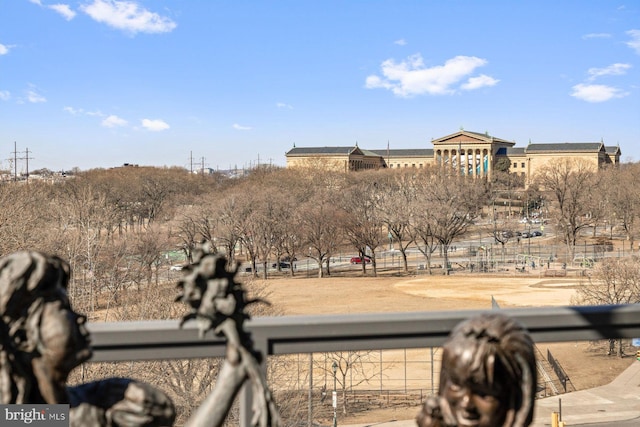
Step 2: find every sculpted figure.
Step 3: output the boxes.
[176,243,281,427]
[0,251,175,426]
[416,313,536,427]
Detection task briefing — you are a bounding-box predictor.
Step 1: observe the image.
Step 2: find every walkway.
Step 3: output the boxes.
[343,359,640,427]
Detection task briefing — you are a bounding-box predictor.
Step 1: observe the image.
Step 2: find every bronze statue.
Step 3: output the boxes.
[416,313,536,427]
[0,251,175,426]
[176,243,281,427]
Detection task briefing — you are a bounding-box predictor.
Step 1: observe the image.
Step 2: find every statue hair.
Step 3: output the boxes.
[439,312,536,427]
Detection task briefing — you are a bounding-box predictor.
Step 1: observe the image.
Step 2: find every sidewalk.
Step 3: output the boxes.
[531,358,640,426]
[343,360,640,427]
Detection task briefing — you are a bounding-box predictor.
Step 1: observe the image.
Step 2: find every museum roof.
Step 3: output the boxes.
[286,146,361,156]
[526,142,603,153]
[369,148,434,157]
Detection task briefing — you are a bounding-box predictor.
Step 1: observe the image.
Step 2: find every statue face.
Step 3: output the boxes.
[442,363,509,427]
[39,298,92,379]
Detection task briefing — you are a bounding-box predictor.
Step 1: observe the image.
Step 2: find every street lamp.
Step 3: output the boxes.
[332,361,338,427]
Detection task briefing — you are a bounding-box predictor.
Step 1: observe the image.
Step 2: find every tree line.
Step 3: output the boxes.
[3,159,640,297]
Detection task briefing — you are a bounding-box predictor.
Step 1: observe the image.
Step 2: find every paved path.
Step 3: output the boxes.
[344,360,640,427]
[532,358,640,426]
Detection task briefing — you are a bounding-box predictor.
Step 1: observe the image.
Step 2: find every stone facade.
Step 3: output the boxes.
[285,130,621,181]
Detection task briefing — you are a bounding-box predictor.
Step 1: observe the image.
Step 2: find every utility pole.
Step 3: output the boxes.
[12,141,17,182]
[9,142,34,183]
[23,147,33,183]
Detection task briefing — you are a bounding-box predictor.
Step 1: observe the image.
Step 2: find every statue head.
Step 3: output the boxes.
[0,251,176,426]
[417,313,536,427]
[0,251,92,403]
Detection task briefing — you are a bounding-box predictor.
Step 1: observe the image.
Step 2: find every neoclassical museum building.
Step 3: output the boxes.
[285,129,621,183]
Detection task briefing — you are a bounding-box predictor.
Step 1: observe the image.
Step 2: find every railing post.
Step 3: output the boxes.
[239,382,254,427]
[239,331,269,427]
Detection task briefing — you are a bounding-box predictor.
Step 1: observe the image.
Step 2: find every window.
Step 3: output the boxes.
[513,162,517,168]
[521,162,525,168]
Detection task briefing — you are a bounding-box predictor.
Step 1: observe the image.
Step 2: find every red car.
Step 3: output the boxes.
[350,256,371,264]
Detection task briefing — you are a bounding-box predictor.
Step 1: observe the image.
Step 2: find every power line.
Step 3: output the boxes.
[7,142,34,183]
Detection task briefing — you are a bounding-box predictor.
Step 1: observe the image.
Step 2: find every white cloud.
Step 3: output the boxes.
[365,54,496,97]
[582,33,611,39]
[570,84,628,102]
[0,44,10,55]
[102,115,128,127]
[461,74,499,90]
[26,89,46,103]
[80,0,177,35]
[276,102,293,109]
[48,4,77,20]
[394,39,407,46]
[141,118,169,131]
[0,91,10,101]
[587,63,631,81]
[233,123,252,131]
[64,106,82,115]
[627,30,640,55]
[29,0,76,20]
[65,106,104,116]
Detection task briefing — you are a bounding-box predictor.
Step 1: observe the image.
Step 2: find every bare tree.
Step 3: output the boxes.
[215,192,247,265]
[297,190,343,278]
[376,170,419,272]
[316,351,382,416]
[412,210,439,274]
[418,171,488,274]
[340,173,385,276]
[0,182,54,254]
[572,257,640,356]
[175,212,200,264]
[490,169,525,219]
[603,163,640,251]
[53,179,119,313]
[132,224,171,287]
[534,159,600,260]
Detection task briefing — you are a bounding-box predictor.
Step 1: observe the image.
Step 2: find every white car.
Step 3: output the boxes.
[519,218,529,223]
[170,265,184,271]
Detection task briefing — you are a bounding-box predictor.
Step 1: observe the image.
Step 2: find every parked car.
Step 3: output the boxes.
[532,230,542,237]
[272,262,291,269]
[281,255,297,262]
[170,264,184,271]
[350,256,371,264]
[520,232,531,238]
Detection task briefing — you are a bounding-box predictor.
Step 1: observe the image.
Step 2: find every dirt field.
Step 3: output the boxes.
[252,272,635,424]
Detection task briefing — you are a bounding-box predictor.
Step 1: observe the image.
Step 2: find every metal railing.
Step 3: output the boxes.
[86,304,640,426]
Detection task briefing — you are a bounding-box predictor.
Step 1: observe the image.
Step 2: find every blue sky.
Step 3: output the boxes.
[1,0,639,173]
